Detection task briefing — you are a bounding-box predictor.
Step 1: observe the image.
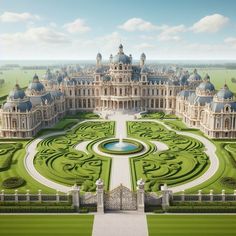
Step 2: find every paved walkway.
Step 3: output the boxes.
[92,212,148,236]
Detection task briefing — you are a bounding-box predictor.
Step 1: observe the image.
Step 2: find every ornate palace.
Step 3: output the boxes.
[0,44,236,139]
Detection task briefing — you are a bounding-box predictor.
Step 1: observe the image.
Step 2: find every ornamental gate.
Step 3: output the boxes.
[104,185,137,211]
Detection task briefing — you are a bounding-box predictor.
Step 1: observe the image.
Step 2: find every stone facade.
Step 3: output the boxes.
[0,44,236,139]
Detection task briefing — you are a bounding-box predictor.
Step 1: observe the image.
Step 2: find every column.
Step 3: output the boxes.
[56,190,60,203]
[1,190,4,202]
[14,189,18,203]
[26,189,30,202]
[161,184,172,210]
[198,190,202,202]
[222,189,225,202]
[181,190,185,201]
[137,179,145,213]
[38,189,42,202]
[210,189,213,201]
[96,179,104,214]
[71,184,80,212]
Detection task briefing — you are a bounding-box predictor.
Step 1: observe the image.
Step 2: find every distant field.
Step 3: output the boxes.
[194,68,236,93]
[147,215,236,236]
[0,68,46,96]
[0,215,94,236]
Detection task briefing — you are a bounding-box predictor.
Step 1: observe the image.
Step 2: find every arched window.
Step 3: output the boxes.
[120,88,122,96]
[225,118,230,130]
[135,88,137,96]
[119,64,122,70]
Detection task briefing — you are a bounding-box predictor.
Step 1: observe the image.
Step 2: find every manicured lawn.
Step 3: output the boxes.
[147,215,236,236]
[0,215,94,236]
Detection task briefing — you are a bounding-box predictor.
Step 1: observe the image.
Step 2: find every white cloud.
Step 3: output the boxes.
[118,18,159,31]
[64,18,90,33]
[191,14,229,33]
[224,37,236,48]
[0,27,70,45]
[0,11,40,22]
[158,25,186,41]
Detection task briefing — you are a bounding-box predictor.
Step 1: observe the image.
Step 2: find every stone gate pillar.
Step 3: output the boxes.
[96,179,104,214]
[71,184,80,212]
[161,184,172,210]
[137,178,145,213]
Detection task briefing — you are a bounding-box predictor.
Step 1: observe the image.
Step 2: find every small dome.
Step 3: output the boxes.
[44,69,53,80]
[96,53,102,60]
[179,74,189,86]
[198,75,215,91]
[3,100,32,112]
[28,74,45,92]
[216,84,234,100]
[188,69,202,81]
[9,84,26,99]
[57,74,63,84]
[140,53,146,60]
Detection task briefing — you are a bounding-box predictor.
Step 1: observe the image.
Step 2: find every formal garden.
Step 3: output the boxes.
[127,121,210,192]
[34,120,114,192]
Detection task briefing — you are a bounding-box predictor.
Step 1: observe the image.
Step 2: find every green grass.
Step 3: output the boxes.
[0,141,54,194]
[147,215,236,236]
[0,215,94,236]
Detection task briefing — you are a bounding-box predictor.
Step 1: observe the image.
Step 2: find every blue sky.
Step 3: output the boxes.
[0,0,236,60]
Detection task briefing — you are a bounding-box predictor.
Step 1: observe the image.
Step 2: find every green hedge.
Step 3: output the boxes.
[0,206,75,213]
[166,206,236,213]
[171,201,236,206]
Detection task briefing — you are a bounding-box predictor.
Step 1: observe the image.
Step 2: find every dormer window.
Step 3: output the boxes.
[225,105,231,112]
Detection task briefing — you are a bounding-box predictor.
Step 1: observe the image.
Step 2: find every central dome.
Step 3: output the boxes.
[112,44,131,64]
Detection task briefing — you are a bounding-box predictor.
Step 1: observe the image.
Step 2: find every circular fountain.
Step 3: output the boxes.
[98,136,144,155]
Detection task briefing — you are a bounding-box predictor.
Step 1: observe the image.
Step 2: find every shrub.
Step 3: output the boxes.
[2,177,26,189]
